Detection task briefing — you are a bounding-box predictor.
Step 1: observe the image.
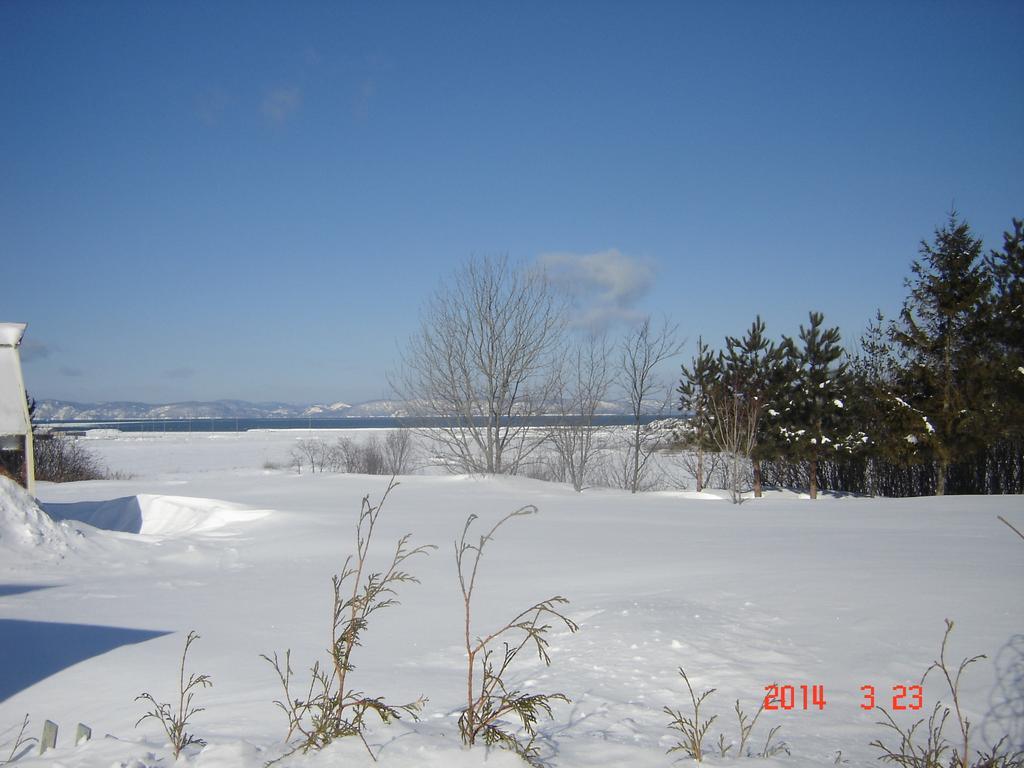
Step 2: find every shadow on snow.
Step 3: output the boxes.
[0,618,170,701]
[41,497,144,534]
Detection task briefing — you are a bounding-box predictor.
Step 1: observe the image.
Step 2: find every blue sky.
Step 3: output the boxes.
[2,1,1021,404]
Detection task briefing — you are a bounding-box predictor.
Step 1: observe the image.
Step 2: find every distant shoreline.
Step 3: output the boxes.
[40,414,680,434]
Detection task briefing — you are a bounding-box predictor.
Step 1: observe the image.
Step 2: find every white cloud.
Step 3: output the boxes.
[262,86,302,124]
[537,249,655,328]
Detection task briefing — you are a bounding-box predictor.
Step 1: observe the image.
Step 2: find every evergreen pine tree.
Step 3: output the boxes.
[983,217,1024,492]
[776,312,855,499]
[850,311,898,386]
[722,317,785,497]
[986,218,1024,432]
[847,312,928,495]
[678,337,720,492]
[890,212,992,495]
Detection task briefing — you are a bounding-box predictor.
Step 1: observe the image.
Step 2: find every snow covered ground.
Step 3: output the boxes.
[0,430,1021,767]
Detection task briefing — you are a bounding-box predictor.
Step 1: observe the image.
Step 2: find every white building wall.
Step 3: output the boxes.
[0,322,35,493]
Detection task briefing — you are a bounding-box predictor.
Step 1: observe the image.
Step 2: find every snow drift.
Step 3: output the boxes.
[0,476,80,558]
[42,494,271,537]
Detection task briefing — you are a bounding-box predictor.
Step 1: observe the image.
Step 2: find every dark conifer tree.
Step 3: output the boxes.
[677,336,720,492]
[847,312,932,496]
[776,312,857,499]
[890,212,992,495]
[986,219,1024,429]
[983,217,1024,492]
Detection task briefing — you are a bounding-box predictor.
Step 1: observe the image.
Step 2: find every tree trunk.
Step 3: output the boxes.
[695,445,704,493]
[732,451,740,502]
[753,461,762,498]
[809,456,818,500]
[938,327,951,497]
[631,421,641,493]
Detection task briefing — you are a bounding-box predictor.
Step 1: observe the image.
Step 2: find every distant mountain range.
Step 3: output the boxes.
[34,398,648,422]
[34,398,410,421]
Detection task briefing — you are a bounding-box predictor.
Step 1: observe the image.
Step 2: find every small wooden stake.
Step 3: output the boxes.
[40,720,58,753]
[75,723,92,745]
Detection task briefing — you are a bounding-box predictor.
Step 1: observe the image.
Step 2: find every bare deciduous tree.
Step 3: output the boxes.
[546,333,613,491]
[394,256,566,475]
[382,429,416,475]
[618,318,683,493]
[292,438,329,474]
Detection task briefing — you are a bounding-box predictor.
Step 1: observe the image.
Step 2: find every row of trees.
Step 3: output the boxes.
[287,432,415,476]
[679,213,1023,498]
[393,212,1020,498]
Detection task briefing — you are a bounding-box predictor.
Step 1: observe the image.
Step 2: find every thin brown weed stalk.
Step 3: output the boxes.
[665,668,717,761]
[666,669,787,762]
[262,479,434,762]
[456,506,579,766]
[734,692,788,758]
[1,714,36,764]
[136,630,212,759]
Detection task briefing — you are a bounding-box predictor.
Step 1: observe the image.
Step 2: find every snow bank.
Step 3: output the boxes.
[134,494,271,536]
[0,476,80,558]
[42,494,272,537]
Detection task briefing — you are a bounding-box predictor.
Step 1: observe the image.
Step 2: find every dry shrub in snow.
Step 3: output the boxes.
[726,695,786,758]
[520,451,571,485]
[288,432,417,475]
[262,479,433,761]
[871,620,1023,768]
[135,630,212,759]
[667,447,726,493]
[455,507,579,766]
[664,667,717,762]
[34,434,105,482]
[664,668,787,762]
[594,431,664,492]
